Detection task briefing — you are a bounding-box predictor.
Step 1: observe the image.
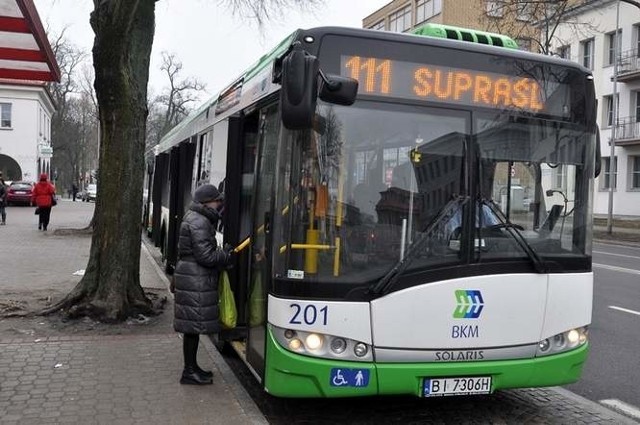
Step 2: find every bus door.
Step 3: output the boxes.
[246,103,280,377]
[166,141,197,273]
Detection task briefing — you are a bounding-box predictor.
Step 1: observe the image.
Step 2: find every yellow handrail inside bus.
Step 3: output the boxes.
[280,244,333,254]
[235,237,251,253]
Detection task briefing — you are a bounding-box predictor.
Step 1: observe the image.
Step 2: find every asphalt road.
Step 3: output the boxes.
[566,242,640,416]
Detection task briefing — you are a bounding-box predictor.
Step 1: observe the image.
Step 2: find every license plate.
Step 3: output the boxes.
[16,191,26,194]
[423,376,492,397]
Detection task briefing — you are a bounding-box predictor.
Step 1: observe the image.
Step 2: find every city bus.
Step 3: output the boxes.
[148,23,598,398]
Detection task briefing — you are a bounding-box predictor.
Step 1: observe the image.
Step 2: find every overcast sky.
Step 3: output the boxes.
[34,0,389,104]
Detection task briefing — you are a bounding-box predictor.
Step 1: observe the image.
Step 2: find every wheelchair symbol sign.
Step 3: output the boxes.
[329,368,370,388]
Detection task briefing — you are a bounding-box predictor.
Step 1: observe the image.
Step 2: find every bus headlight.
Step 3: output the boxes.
[536,326,588,357]
[567,329,580,344]
[271,325,372,362]
[305,333,323,351]
[289,338,302,350]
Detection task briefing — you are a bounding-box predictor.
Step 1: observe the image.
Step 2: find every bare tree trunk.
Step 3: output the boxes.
[41,0,157,322]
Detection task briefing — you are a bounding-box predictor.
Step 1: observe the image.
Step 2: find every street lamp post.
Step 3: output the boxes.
[609,0,640,234]
[608,0,620,235]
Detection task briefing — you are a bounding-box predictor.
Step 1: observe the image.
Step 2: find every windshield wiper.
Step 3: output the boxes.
[368,196,467,296]
[481,199,548,274]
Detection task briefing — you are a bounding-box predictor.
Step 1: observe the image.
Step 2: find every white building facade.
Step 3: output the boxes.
[552,0,640,216]
[0,81,55,183]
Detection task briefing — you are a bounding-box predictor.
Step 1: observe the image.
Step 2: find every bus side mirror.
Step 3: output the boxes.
[319,74,358,106]
[280,43,319,130]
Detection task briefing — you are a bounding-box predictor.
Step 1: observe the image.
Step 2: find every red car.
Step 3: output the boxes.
[6,181,34,206]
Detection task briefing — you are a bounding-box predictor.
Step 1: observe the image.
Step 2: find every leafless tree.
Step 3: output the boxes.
[47,32,93,193]
[478,0,600,54]
[222,0,322,25]
[146,52,206,149]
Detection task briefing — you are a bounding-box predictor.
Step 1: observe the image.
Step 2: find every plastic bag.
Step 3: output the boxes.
[249,270,265,327]
[218,270,237,329]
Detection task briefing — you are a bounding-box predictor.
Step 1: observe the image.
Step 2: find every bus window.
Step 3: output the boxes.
[274,101,469,283]
[476,115,592,260]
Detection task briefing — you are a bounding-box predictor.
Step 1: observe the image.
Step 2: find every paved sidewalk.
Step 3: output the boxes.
[0,202,267,424]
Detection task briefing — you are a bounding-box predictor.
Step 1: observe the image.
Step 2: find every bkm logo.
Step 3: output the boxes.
[453,290,484,319]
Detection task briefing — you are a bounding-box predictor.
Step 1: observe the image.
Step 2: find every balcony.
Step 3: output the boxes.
[611,116,640,146]
[615,49,640,82]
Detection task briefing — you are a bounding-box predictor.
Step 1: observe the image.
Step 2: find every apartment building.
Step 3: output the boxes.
[362,0,539,51]
[551,0,640,216]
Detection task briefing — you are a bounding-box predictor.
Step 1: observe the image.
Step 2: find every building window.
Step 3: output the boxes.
[486,1,505,17]
[389,5,412,32]
[602,157,618,189]
[606,30,621,65]
[370,20,385,31]
[0,103,11,128]
[604,94,618,127]
[635,92,640,122]
[636,25,640,57]
[557,45,571,59]
[581,38,593,69]
[630,156,640,189]
[416,0,442,24]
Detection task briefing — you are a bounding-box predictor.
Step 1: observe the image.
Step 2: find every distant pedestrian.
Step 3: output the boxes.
[0,172,6,225]
[72,183,78,202]
[173,184,233,385]
[32,173,56,231]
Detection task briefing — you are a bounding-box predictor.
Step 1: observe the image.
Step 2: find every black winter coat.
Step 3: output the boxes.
[173,203,228,334]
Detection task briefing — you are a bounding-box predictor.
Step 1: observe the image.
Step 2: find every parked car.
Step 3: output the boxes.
[82,184,97,202]
[6,181,34,206]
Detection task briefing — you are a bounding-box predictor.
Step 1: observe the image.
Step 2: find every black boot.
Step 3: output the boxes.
[194,364,213,379]
[181,334,212,385]
[180,366,212,385]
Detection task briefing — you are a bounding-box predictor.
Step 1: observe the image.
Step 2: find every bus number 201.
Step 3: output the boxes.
[289,304,328,326]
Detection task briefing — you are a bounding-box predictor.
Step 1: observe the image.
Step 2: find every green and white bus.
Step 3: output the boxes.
[148,24,598,398]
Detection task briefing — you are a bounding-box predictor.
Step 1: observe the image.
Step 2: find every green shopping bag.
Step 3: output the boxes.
[249,270,265,327]
[218,270,237,329]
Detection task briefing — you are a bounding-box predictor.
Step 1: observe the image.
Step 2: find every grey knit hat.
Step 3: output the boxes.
[193,184,223,203]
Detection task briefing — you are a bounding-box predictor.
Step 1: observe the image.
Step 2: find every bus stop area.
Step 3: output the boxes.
[0,202,265,425]
[0,201,637,424]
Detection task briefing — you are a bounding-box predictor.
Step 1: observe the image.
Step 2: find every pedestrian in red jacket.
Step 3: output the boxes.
[32,173,56,231]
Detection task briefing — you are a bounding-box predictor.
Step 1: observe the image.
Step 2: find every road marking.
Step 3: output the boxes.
[594,243,640,253]
[593,263,640,275]
[593,250,640,259]
[600,399,640,421]
[609,305,640,317]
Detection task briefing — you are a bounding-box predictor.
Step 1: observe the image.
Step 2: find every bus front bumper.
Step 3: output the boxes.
[264,328,589,398]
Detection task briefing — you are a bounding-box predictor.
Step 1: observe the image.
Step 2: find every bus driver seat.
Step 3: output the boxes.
[537,204,563,237]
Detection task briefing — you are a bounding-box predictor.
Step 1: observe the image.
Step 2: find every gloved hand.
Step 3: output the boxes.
[222,243,236,268]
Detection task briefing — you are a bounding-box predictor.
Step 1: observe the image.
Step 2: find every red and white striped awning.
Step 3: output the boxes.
[0,0,60,82]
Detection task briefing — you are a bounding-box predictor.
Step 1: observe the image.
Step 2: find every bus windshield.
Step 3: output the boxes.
[273,100,594,285]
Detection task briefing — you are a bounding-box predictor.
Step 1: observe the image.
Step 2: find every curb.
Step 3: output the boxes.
[201,337,269,425]
[141,240,268,425]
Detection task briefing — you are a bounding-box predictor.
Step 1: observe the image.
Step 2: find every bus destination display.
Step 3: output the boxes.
[341,55,566,115]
